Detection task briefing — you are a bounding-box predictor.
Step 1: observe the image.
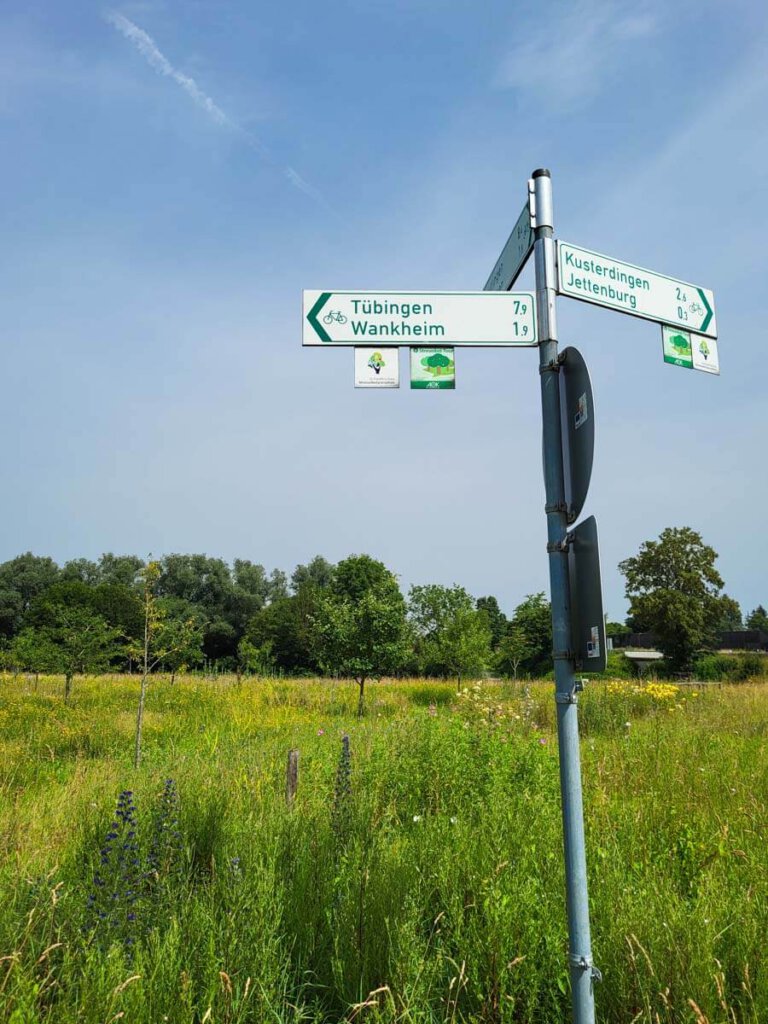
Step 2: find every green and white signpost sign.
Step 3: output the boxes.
[303,290,537,346]
[302,168,719,1024]
[484,198,534,292]
[557,241,717,338]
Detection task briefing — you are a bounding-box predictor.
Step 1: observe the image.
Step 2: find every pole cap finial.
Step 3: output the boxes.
[532,168,551,179]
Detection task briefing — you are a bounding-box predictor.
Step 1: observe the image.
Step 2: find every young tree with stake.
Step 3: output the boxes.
[131,562,205,768]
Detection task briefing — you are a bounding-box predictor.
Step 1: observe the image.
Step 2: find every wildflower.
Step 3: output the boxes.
[624,721,631,729]
[413,815,422,823]
[86,789,141,952]
[538,737,547,745]
[450,816,458,825]
[317,728,325,735]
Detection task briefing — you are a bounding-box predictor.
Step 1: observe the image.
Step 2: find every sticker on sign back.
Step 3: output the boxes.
[587,625,601,659]
[575,393,588,430]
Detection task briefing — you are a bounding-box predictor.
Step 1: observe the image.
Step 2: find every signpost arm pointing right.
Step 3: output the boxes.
[533,169,598,1024]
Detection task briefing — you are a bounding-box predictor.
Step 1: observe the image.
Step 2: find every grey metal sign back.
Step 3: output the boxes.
[560,346,595,525]
[567,515,607,672]
[484,199,534,292]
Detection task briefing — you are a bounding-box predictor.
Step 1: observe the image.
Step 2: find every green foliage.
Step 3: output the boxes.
[693,654,735,681]
[442,606,492,684]
[1,675,768,1022]
[97,553,144,588]
[619,527,724,672]
[408,584,490,680]
[0,545,759,693]
[0,552,59,636]
[28,605,123,700]
[315,557,409,714]
[330,554,395,604]
[131,562,205,766]
[713,594,743,631]
[244,587,322,674]
[495,624,532,679]
[237,637,277,675]
[291,555,334,593]
[29,579,143,644]
[605,620,630,638]
[496,593,552,678]
[475,595,507,648]
[9,628,60,674]
[746,604,768,632]
[60,558,101,585]
[0,588,23,639]
[694,651,768,682]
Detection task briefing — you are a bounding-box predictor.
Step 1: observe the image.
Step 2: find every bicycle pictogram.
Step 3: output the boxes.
[323,310,347,325]
[689,301,704,316]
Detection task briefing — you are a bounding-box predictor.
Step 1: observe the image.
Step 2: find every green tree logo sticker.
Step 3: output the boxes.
[668,333,691,356]
[367,351,386,375]
[698,338,710,361]
[421,352,455,377]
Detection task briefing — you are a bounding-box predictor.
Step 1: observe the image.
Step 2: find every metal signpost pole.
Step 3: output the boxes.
[531,168,598,1024]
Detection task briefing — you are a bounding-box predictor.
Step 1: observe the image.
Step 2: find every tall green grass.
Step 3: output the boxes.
[0,673,766,1022]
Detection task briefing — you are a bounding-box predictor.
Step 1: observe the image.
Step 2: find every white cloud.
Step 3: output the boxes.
[495,0,659,110]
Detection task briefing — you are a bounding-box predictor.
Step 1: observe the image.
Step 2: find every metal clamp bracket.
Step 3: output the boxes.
[555,679,584,703]
[547,537,570,553]
[538,359,561,375]
[569,953,602,983]
[552,650,576,662]
[527,178,536,227]
[544,501,568,514]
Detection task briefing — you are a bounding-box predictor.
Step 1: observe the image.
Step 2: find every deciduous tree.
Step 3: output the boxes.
[131,562,205,767]
[746,605,768,632]
[476,596,507,649]
[498,593,552,678]
[314,556,409,716]
[619,527,724,672]
[36,606,122,702]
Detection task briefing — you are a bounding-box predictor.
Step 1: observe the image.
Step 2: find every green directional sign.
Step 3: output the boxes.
[557,241,717,338]
[484,201,534,292]
[303,291,537,346]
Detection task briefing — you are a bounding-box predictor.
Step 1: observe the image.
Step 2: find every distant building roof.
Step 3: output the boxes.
[613,630,768,652]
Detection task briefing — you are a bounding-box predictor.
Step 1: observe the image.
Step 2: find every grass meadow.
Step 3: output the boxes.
[0,673,766,1023]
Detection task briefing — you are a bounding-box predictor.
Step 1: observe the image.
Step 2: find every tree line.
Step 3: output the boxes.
[0,551,554,693]
[0,528,764,694]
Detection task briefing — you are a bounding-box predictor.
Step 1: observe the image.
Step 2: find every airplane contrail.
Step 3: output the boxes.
[105,11,324,203]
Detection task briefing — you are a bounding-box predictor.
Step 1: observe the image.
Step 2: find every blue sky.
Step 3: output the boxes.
[1,0,766,620]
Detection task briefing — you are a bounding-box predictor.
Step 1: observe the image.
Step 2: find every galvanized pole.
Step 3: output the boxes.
[532,168,598,1024]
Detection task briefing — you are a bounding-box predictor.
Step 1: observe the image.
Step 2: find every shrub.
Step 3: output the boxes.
[694,652,768,682]
[694,654,734,681]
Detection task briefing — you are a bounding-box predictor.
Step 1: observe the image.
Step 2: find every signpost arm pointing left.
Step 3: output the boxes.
[307,292,332,342]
